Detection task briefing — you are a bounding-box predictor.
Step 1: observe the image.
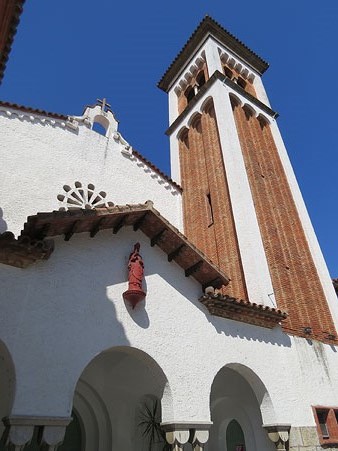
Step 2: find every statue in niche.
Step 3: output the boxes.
[123,242,146,309]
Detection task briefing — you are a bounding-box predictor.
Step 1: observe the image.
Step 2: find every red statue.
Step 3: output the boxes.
[123,242,146,308]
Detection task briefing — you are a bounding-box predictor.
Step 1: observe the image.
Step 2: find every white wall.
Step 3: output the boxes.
[1,227,338,433]
[0,107,182,237]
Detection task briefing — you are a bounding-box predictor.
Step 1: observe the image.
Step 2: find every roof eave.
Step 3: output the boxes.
[158,15,269,93]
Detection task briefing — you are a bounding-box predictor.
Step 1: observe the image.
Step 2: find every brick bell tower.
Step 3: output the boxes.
[158,16,338,342]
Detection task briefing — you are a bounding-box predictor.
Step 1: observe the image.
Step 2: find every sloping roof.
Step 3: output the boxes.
[0,0,25,83]
[158,15,269,92]
[0,99,68,120]
[15,201,229,289]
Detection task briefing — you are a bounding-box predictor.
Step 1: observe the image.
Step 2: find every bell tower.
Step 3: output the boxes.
[158,16,338,341]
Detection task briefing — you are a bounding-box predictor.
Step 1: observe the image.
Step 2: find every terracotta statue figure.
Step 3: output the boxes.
[127,242,144,291]
[123,242,146,308]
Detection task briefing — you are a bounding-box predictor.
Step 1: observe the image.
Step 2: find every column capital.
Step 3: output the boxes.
[2,416,72,451]
[161,422,212,451]
[263,424,291,451]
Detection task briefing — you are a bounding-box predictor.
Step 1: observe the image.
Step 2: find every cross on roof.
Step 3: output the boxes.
[97,98,112,113]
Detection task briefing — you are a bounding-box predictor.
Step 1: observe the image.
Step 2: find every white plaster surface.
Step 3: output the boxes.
[0,107,181,237]
[1,228,338,434]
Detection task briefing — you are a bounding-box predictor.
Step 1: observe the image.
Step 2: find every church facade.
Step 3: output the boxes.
[1,11,338,451]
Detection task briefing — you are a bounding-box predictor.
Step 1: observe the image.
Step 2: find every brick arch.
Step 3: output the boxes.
[188,111,202,129]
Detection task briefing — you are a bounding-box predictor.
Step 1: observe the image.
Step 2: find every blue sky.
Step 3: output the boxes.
[1,0,337,276]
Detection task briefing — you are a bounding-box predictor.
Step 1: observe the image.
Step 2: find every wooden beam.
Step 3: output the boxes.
[168,244,185,262]
[113,215,128,234]
[89,217,106,238]
[150,229,166,247]
[36,222,51,240]
[64,220,80,241]
[133,213,148,231]
[185,260,203,277]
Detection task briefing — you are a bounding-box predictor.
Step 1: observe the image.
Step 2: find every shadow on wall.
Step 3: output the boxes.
[0,209,7,234]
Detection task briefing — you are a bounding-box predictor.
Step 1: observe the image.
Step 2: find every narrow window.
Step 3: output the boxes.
[237,77,247,89]
[196,71,206,89]
[185,86,195,103]
[317,410,330,438]
[223,66,233,79]
[207,193,214,226]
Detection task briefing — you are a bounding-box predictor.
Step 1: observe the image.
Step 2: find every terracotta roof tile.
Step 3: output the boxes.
[132,149,182,191]
[17,201,229,290]
[0,100,68,120]
[158,15,269,92]
[200,293,288,329]
[0,0,25,83]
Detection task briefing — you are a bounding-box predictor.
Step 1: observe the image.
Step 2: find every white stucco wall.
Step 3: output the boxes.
[0,106,182,237]
[1,227,338,436]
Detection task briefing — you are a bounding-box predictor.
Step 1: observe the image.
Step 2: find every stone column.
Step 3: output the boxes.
[263,424,291,451]
[2,416,72,451]
[161,422,212,451]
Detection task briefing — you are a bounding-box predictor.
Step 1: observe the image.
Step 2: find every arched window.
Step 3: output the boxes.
[92,121,107,136]
[226,419,246,451]
[184,86,195,104]
[223,66,233,79]
[237,77,247,90]
[196,71,206,89]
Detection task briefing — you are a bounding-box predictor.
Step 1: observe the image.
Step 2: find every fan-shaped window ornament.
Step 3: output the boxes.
[57,182,114,211]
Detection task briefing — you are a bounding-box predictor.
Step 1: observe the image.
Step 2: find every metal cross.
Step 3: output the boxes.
[97,98,112,112]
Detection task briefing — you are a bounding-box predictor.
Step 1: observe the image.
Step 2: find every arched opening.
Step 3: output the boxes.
[226,419,246,451]
[209,364,275,451]
[223,66,233,80]
[184,86,195,104]
[0,341,15,448]
[92,114,110,136]
[66,347,172,451]
[196,71,206,90]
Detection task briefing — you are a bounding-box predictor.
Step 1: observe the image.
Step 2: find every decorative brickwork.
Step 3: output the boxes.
[231,100,337,341]
[179,100,247,300]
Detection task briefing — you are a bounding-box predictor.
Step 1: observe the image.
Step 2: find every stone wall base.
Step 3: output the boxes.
[290,426,338,450]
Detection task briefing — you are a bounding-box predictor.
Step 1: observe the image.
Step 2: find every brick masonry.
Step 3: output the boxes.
[231,100,337,341]
[179,100,247,300]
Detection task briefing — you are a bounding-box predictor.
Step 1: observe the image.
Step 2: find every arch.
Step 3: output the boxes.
[209,363,275,450]
[0,340,15,440]
[226,419,246,451]
[200,96,214,114]
[196,71,206,89]
[184,86,195,104]
[229,93,242,109]
[177,126,189,141]
[92,114,110,136]
[257,113,271,128]
[187,111,202,129]
[242,103,257,119]
[68,346,173,451]
[0,340,15,412]
[223,363,276,424]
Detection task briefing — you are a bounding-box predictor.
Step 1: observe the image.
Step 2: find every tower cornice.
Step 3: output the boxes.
[165,70,278,136]
[158,15,269,93]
